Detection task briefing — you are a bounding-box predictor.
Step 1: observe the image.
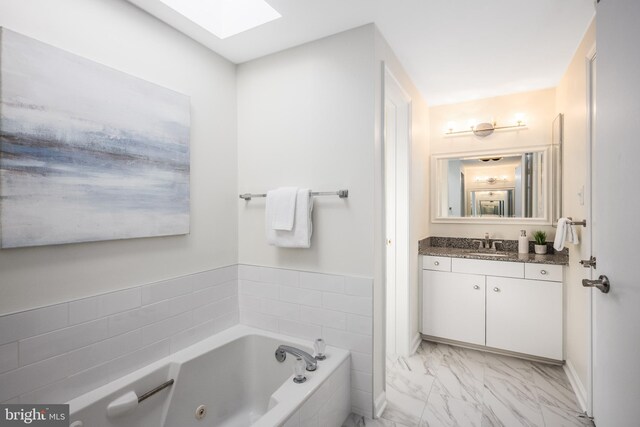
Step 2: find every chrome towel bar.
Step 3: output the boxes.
[567,217,587,227]
[239,189,349,201]
[553,217,587,228]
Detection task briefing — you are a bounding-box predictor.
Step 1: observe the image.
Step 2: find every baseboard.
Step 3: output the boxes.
[410,333,422,354]
[421,334,563,365]
[564,359,588,413]
[374,391,387,419]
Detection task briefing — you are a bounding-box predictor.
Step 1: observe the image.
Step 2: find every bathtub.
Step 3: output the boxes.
[67,325,351,427]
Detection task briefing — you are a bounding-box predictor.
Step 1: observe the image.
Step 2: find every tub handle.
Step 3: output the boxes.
[138,379,174,403]
[107,379,175,418]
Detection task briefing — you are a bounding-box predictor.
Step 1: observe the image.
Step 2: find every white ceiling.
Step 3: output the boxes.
[127,0,595,106]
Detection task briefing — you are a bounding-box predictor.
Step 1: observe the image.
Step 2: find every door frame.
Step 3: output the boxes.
[383,64,412,358]
[585,43,596,418]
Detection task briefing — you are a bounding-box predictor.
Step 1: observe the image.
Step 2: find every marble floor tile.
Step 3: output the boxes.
[484,353,535,384]
[387,357,435,401]
[540,405,595,427]
[374,341,585,427]
[531,364,580,412]
[482,377,544,427]
[343,413,410,427]
[431,363,484,405]
[381,384,429,426]
[420,391,483,427]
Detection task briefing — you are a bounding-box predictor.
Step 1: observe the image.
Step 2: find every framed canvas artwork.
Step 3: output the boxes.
[0,28,191,248]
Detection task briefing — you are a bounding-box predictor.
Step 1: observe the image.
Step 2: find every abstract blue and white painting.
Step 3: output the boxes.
[0,28,190,248]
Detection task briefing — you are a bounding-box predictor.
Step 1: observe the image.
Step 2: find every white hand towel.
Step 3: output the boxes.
[266,187,298,231]
[554,217,580,251]
[266,189,313,248]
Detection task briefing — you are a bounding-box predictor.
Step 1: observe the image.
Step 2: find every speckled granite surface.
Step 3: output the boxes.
[419,237,569,265]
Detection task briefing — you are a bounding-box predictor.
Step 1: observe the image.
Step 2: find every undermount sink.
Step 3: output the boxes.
[467,252,510,257]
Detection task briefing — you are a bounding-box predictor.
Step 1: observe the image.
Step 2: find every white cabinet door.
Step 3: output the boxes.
[422,270,485,345]
[486,277,562,360]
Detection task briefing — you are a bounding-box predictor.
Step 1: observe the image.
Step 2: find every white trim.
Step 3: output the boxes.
[383,64,413,357]
[584,42,596,417]
[374,391,388,419]
[410,333,422,354]
[564,359,588,413]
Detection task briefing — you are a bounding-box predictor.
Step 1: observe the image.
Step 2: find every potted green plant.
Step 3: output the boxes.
[533,230,547,254]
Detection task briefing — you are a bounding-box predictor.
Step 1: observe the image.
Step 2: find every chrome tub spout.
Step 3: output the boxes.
[275,345,318,371]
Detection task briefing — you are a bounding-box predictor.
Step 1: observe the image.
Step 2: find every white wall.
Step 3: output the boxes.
[237,24,377,416]
[556,19,595,399]
[0,0,238,315]
[428,88,557,241]
[373,28,430,413]
[237,25,376,276]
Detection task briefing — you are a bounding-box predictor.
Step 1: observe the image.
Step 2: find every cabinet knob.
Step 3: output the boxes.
[434,261,440,266]
[493,287,500,292]
[473,285,480,290]
[540,270,547,275]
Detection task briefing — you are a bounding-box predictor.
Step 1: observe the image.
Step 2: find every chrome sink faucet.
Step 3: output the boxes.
[275,345,318,371]
[484,232,490,249]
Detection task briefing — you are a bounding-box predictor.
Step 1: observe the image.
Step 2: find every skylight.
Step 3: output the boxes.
[159,0,281,39]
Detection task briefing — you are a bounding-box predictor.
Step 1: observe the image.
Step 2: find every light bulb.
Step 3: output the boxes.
[515,113,525,125]
[468,119,477,129]
[314,338,326,360]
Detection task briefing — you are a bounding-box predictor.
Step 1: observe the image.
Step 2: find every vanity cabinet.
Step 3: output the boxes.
[421,256,563,360]
[422,270,485,346]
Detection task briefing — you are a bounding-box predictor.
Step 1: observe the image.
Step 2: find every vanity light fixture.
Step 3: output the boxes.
[445,115,527,137]
[474,176,509,184]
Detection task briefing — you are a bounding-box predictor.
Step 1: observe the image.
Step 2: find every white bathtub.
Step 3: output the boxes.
[68,325,351,427]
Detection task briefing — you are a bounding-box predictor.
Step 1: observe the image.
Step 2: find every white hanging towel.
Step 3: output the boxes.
[267,187,298,231]
[553,217,580,251]
[266,189,313,248]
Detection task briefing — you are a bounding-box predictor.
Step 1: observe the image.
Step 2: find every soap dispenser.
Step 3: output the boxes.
[518,230,529,254]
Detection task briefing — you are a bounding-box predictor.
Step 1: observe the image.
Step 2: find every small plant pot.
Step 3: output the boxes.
[534,244,547,255]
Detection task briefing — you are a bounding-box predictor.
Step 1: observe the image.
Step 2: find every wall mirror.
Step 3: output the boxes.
[432,146,551,223]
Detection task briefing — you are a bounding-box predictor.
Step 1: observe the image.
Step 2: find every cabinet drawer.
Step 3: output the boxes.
[451,258,524,278]
[422,255,452,271]
[524,263,563,282]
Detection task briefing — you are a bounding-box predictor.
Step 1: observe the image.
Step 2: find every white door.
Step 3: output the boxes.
[591,2,640,425]
[384,67,411,357]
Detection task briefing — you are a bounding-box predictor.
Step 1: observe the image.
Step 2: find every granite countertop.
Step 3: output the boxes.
[419,237,569,266]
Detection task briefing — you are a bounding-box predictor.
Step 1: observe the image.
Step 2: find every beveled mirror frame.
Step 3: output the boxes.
[431,145,552,225]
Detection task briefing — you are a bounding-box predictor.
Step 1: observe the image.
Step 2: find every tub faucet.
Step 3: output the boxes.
[275,345,318,371]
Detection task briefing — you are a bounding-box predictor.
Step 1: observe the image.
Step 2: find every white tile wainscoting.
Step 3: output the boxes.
[283,357,352,427]
[238,264,374,417]
[0,266,239,403]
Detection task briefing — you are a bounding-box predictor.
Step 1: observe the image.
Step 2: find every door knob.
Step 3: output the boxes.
[434,261,440,266]
[493,287,500,292]
[473,285,480,290]
[582,275,610,293]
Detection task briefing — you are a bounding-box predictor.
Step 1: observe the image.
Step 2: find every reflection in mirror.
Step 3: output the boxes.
[436,150,547,219]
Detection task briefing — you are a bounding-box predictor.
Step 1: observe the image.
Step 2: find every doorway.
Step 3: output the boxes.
[383,66,411,359]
